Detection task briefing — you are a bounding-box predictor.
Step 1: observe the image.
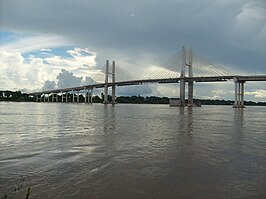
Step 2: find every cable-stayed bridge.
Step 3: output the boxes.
[29,46,266,108]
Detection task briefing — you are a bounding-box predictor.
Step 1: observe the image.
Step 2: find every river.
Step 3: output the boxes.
[0,102,265,198]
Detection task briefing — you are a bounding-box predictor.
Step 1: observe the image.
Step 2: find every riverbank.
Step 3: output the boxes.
[1,90,266,106]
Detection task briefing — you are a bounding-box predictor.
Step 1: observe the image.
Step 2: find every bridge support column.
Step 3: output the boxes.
[72,90,75,102]
[51,93,54,102]
[56,94,58,102]
[89,88,93,103]
[188,81,193,106]
[187,48,193,106]
[240,82,245,107]
[72,90,78,103]
[112,61,116,104]
[36,94,41,102]
[103,60,116,104]
[104,60,109,104]
[45,94,48,102]
[180,79,185,106]
[61,92,65,103]
[233,78,245,108]
[84,87,88,103]
[179,46,186,106]
[61,92,64,102]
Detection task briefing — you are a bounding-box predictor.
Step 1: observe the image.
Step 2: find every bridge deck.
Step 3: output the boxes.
[28,75,266,95]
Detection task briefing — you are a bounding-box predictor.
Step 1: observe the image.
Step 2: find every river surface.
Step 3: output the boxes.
[0,102,265,198]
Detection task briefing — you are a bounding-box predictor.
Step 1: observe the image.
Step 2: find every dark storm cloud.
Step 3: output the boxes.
[1,0,265,73]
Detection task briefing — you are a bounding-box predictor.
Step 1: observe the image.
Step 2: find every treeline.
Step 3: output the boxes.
[0,90,34,102]
[116,96,169,104]
[200,99,266,106]
[1,90,266,106]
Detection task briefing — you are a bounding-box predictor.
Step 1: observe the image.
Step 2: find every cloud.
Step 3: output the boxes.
[42,80,56,91]
[0,34,69,53]
[40,48,52,52]
[82,76,96,86]
[117,84,157,96]
[1,0,265,72]
[66,48,96,67]
[57,69,82,88]
[0,50,48,90]
[0,0,266,101]
[245,89,266,99]
[0,46,98,90]
[231,1,266,51]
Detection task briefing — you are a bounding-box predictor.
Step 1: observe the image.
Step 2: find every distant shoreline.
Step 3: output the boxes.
[1,90,266,106]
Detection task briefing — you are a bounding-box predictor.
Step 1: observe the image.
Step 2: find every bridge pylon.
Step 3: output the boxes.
[187,48,193,106]
[179,46,186,106]
[103,60,116,104]
[179,46,194,107]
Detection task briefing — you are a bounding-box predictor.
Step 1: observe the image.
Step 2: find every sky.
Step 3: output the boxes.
[0,0,266,101]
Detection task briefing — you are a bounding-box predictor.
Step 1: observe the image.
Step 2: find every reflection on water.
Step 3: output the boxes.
[0,102,265,199]
[103,105,117,134]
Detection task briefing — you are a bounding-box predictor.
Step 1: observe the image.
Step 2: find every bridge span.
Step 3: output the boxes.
[28,74,266,108]
[28,47,266,108]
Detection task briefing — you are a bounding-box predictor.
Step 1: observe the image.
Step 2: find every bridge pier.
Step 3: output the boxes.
[180,79,185,106]
[89,88,93,103]
[44,94,48,102]
[84,87,88,103]
[104,60,116,104]
[84,87,93,104]
[61,92,64,102]
[61,92,68,102]
[233,78,245,108]
[36,94,41,102]
[72,90,80,103]
[56,94,58,102]
[188,81,193,106]
[179,46,194,107]
[179,46,186,106]
[104,60,109,104]
[111,61,116,104]
[187,48,193,106]
[51,93,55,102]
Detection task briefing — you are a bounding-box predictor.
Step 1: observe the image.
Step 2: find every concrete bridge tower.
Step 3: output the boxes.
[180,46,186,106]
[103,60,116,104]
[187,48,193,106]
[180,46,194,106]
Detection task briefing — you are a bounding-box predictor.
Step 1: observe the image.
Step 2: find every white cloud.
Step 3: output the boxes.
[245,89,266,99]
[0,50,52,90]
[66,48,96,67]
[40,48,52,52]
[156,84,178,98]
[0,34,69,53]
[0,0,265,100]
[0,46,98,91]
